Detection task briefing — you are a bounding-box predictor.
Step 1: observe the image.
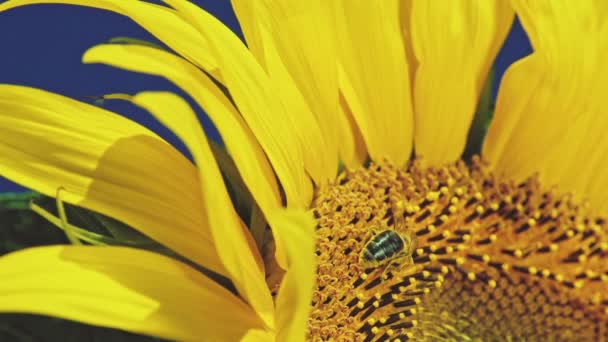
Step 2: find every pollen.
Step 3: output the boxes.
[308,158,608,341]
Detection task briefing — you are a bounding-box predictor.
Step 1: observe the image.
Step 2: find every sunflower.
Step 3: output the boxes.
[0,0,607,341]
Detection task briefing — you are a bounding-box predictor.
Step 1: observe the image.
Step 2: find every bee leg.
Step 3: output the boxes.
[403,254,414,266]
[381,254,415,280]
[381,257,402,280]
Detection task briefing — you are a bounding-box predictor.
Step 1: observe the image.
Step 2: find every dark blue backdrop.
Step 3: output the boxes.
[0,1,532,192]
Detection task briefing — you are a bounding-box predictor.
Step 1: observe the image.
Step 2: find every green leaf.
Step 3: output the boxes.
[0,192,42,210]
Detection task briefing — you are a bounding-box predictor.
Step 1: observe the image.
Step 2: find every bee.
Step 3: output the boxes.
[359,201,416,278]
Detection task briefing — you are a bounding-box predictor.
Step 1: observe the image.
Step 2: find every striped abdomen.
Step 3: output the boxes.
[361,230,405,266]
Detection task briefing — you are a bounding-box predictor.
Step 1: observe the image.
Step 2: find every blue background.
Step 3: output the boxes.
[0,1,532,192]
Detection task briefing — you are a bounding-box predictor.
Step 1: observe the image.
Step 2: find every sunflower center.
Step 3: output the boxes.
[308,157,608,341]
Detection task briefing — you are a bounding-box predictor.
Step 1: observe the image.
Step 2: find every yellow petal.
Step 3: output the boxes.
[0,0,219,79]
[0,246,263,341]
[257,16,332,184]
[338,91,368,169]
[230,1,267,70]
[270,210,316,342]
[82,44,302,276]
[483,0,608,214]
[243,329,276,342]
[410,0,514,165]
[233,1,341,182]
[130,92,275,329]
[82,43,282,224]
[163,0,312,208]
[333,0,414,167]
[399,0,417,93]
[0,85,225,275]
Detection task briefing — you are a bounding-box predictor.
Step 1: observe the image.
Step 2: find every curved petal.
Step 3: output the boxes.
[337,91,368,169]
[242,330,275,342]
[0,85,225,275]
[255,17,332,185]
[270,209,316,342]
[410,0,514,165]
[0,0,220,79]
[233,1,340,182]
[130,92,275,329]
[0,245,263,341]
[163,0,312,208]
[82,44,282,224]
[483,0,608,213]
[333,0,414,167]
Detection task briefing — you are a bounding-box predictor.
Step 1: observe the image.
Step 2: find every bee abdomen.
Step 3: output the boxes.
[362,230,404,263]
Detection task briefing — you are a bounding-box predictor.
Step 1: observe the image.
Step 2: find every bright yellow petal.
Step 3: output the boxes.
[0,246,263,341]
[483,0,608,214]
[338,91,368,169]
[242,330,275,342]
[258,18,333,184]
[270,210,316,342]
[0,0,219,79]
[130,92,275,329]
[399,0,417,93]
[82,45,303,275]
[410,1,513,165]
[82,43,282,223]
[163,0,312,208]
[233,1,341,182]
[333,0,414,167]
[230,1,267,70]
[0,85,225,275]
